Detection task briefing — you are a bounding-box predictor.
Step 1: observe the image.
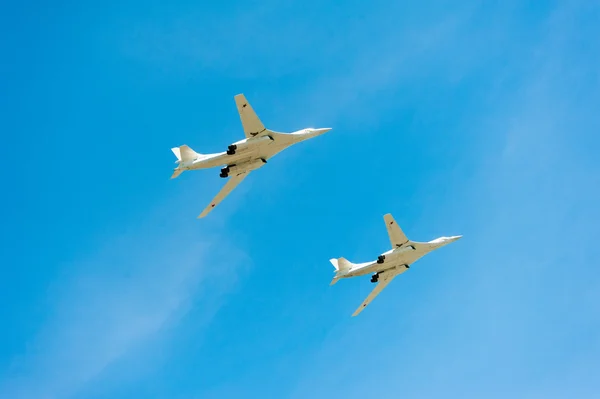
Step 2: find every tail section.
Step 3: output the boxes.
[330,257,353,271]
[170,145,201,179]
[172,145,200,162]
[171,147,182,162]
[329,257,353,285]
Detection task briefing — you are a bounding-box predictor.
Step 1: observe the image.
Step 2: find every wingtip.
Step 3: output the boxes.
[198,203,217,219]
[352,303,368,317]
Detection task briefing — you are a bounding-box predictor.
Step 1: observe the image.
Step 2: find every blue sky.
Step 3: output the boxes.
[1,0,599,398]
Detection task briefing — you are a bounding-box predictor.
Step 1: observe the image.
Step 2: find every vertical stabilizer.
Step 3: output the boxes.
[170,145,200,179]
[336,257,353,271]
[171,145,200,162]
[329,257,353,285]
[330,257,353,271]
[178,145,199,162]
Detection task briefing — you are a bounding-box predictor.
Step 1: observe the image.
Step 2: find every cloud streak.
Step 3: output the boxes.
[287,1,600,398]
[0,198,248,399]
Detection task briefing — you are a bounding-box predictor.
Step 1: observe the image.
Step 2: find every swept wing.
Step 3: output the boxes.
[352,268,405,317]
[198,172,250,218]
[234,94,267,139]
[384,213,409,248]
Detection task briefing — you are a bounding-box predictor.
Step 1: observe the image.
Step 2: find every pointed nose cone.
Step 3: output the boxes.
[315,127,332,135]
[305,127,331,138]
[449,235,463,242]
[295,127,332,142]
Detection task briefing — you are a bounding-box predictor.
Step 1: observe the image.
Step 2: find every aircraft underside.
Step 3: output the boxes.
[170,94,331,218]
[188,140,291,172]
[331,214,461,316]
[349,260,410,280]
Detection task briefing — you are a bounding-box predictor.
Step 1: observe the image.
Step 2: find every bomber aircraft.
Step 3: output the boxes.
[330,213,462,316]
[170,94,331,218]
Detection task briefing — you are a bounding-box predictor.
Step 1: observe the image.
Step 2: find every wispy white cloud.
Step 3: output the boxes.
[0,196,249,399]
[6,1,597,398]
[294,7,477,122]
[287,1,600,398]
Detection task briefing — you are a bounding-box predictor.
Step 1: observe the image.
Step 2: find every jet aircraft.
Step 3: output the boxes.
[330,213,462,316]
[170,94,331,218]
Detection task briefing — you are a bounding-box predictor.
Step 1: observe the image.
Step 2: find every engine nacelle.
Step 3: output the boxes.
[227,158,267,175]
[229,135,273,153]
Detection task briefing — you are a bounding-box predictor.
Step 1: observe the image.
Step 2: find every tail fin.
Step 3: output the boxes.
[170,145,200,180]
[330,257,353,271]
[171,145,199,163]
[329,257,353,285]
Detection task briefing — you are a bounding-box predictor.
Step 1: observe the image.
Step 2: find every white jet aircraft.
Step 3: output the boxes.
[330,213,462,316]
[170,94,331,218]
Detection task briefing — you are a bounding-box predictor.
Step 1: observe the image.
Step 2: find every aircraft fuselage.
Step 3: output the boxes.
[171,93,331,218]
[341,238,460,278]
[179,129,319,173]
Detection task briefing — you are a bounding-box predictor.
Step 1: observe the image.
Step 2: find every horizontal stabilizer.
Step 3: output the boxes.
[171,168,183,179]
[329,258,339,270]
[171,147,181,161]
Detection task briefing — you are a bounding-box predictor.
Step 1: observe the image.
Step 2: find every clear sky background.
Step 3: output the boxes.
[1,0,599,398]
